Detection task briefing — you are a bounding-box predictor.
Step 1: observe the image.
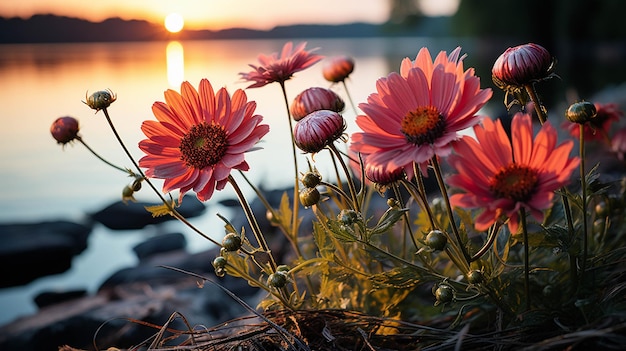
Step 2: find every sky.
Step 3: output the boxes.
[0,0,460,31]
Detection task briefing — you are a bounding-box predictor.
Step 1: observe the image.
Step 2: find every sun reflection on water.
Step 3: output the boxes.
[167,41,184,87]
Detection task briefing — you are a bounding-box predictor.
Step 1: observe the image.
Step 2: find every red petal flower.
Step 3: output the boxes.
[447,113,579,233]
[350,47,492,179]
[138,79,269,202]
[240,42,323,88]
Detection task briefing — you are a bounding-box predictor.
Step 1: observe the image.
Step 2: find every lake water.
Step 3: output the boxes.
[0,37,622,326]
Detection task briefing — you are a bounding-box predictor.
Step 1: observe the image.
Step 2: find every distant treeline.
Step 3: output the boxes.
[0,14,453,44]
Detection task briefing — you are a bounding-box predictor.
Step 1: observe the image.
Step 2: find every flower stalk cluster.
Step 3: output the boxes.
[52,40,626,345]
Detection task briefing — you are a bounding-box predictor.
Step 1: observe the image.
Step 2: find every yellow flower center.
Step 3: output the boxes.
[179,123,228,169]
[489,164,539,202]
[400,106,445,145]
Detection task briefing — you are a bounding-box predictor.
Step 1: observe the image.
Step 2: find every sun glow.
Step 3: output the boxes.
[164,13,184,33]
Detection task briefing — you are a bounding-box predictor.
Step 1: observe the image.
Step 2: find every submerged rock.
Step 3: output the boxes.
[0,220,93,288]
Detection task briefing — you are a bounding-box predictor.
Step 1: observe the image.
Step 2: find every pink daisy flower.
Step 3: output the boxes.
[447,113,579,233]
[349,47,492,178]
[240,41,323,88]
[138,79,270,202]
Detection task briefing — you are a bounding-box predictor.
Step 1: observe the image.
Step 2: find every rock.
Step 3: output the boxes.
[0,247,260,351]
[34,289,88,309]
[0,220,93,288]
[90,195,206,230]
[132,232,187,260]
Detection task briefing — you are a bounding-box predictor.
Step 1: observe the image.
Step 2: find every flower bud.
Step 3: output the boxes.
[294,110,346,154]
[50,116,80,145]
[425,230,448,251]
[323,56,355,83]
[268,271,288,288]
[565,101,597,124]
[222,233,242,252]
[433,284,454,306]
[338,209,360,226]
[365,162,405,186]
[122,185,137,204]
[299,187,321,207]
[467,270,484,285]
[212,256,227,269]
[492,43,555,89]
[290,87,345,121]
[84,89,117,111]
[301,171,322,188]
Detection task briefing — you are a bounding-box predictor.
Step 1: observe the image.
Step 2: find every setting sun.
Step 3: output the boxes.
[164,13,184,33]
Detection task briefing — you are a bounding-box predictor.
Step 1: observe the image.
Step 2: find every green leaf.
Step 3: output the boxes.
[370,266,422,290]
[144,203,173,217]
[327,219,358,242]
[369,207,409,236]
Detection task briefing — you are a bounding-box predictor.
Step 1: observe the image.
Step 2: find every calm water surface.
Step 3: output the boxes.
[0,37,493,325]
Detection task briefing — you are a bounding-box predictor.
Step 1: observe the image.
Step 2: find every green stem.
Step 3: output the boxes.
[328,144,360,212]
[526,84,576,291]
[278,81,300,247]
[238,170,304,260]
[77,137,132,175]
[341,80,358,116]
[524,84,547,124]
[520,207,531,311]
[228,175,278,273]
[431,156,471,264]
[579,125,588,280]
[101,108,221,247]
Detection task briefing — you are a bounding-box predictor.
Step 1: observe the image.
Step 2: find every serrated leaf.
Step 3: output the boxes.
[370,266,422,290]
[144,203,174,217]
[369,207,409,236]
[327,219,358,242]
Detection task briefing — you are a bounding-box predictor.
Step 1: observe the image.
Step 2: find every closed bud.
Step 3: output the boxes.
[467,270,484,285]
[268,271,288,288]
[212,256,227,269]
[433,284,454,306]
[338,209,360,226]
[122,185,136,204]
[322,56,355,83]
[566,101,597,124]
[290,87,345,121]
[492,43,555,89]
[84,89,117,112]
[301,171,322,188]
[294,110,346,154]
[425,230,448,251]
[222,233,242,252]
[50,116,80,145]
[299,187,321,207]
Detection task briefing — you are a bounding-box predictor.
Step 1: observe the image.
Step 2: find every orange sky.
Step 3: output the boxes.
[0,0,460,31]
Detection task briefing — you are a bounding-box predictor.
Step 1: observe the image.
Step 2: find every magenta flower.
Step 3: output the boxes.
[447,113,579,233]
[293,110,346,154]
[50,116,80,145]
[290,87,345,121]
[492,43,555,89]
[138,79,269,202]
[350,47,492,179]
[239,42,323,88]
